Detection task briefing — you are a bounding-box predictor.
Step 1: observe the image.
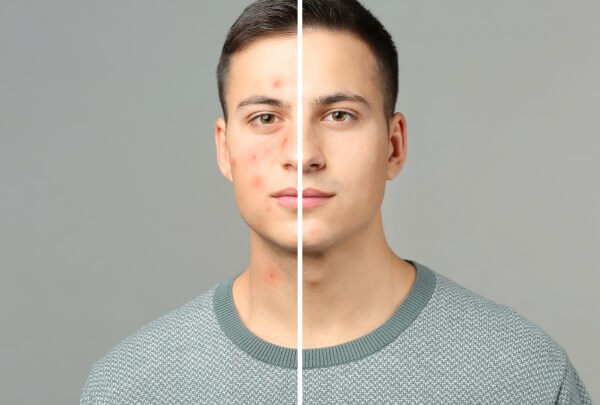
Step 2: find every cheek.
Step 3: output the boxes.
[235,143,277,194]
[344,150,387,202]
[245,144,275,167]
[279,135,288,149]
[251,176,262,189]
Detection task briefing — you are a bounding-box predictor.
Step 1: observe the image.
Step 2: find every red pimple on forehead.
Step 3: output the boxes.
[273,79,282,88]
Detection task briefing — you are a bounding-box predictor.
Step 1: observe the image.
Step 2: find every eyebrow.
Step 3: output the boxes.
[312,92,371,110]
[236,95,291,111]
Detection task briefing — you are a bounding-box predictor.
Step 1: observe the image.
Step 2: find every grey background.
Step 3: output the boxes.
[1,0,597,403]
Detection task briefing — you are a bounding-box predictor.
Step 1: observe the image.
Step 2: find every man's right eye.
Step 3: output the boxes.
[249,113,280,126]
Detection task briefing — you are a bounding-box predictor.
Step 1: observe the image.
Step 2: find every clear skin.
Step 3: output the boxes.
[215,29,415,349]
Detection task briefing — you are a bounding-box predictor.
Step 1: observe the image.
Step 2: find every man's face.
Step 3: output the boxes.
[215,29,406,253]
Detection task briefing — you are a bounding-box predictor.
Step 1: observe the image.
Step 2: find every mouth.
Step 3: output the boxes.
[271,187,335,209]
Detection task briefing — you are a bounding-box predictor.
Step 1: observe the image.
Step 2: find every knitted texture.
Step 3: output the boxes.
[80,263,592,404]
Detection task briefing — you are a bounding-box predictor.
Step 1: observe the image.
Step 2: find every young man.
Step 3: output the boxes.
[81,0,592,403]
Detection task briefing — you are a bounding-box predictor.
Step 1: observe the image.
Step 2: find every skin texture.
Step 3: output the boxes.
[214,29,416,349]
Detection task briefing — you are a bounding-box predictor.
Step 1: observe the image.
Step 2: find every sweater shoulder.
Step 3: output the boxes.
[427,271,569,382]
[432,271,564,349]
[80,283,220,404]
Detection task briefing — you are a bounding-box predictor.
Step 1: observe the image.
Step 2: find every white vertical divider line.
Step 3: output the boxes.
[296,0,303,404]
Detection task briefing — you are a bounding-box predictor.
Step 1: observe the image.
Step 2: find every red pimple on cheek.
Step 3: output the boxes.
[250,153,257,162]
[252,176,262,188]
[231,158,237,168]
[280,136,288,149]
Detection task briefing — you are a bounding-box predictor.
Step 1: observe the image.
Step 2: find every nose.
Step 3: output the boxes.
[301,130,325,174]
[280,121,326,174]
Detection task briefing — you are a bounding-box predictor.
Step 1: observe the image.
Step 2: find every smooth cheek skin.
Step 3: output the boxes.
[303,121,388,250]
[347,128,388,221]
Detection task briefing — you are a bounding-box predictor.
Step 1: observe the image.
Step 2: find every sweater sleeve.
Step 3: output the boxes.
[555,354,593,405]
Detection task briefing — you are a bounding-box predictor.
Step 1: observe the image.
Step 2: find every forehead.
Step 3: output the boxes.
[226,29,381,112]
[303,29,380,101]
[227,34,298,112]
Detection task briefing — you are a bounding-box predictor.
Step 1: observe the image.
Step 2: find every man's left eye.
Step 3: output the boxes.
[324,111,355,122]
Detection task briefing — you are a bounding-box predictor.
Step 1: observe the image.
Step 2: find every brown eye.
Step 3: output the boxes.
[259,113,274,124]
[332,111,346,121]
[324,110,355,123]
[250,113,280,127]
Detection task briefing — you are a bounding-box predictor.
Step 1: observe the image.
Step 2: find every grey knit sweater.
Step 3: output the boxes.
[80,259,592,404]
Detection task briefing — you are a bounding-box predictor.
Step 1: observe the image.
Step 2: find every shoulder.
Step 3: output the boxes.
[431,270,565,357]
[426,270,570,394]
[80,283,219,404]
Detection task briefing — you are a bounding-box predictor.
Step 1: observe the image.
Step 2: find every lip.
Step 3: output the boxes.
[271,187,335,209]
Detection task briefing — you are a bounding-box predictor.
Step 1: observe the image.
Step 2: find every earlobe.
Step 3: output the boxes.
[214,118,233,183]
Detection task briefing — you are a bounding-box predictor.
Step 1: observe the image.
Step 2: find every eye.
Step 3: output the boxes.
[323,110,355,123]
[249,113,280,126]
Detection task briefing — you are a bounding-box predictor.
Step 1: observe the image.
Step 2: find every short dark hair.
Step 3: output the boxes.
[216,0,398,121]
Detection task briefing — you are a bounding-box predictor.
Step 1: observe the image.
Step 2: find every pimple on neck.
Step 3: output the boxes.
[265,264,279,284]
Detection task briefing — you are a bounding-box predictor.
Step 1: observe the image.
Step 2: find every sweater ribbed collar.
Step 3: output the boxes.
[213,259,436,369]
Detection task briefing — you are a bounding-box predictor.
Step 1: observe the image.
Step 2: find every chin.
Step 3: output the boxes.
[259,229,299,254]
[301,235,336,256]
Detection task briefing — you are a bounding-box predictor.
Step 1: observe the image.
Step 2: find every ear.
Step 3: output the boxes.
[386,112,407,180]
[215,117,233,183]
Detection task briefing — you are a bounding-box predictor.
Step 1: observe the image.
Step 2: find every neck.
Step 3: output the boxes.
[231,210,416,349]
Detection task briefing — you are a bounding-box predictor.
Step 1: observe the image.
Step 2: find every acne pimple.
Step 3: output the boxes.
[273,79,281,88]
[231,158,237,167]
[280,136,288,149]
[250,153,257,162]
[266,266,278,283]
[252,176,262,188]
